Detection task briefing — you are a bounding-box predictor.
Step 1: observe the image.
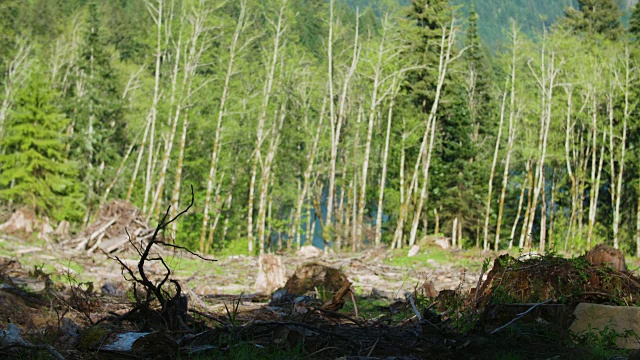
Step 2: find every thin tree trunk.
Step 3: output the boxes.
[483,79,508,250]
[612,46,630,250]
[292,97,326,249]
[147,14,186,222]
[247,0,287,254]
[588,132,607,249]
[375,78,398,246]
[523,35,559,246]
[548,168,558,250]
[142,0,164,215]
[126,114,152,202]
[406,20,459,248]
[257,98,287,255]
[200,1,248,252]
[519,160,533,249]
[327,7,360,242]
[358,15,390,247]
[563,85,577,251]
[100,132,139,208]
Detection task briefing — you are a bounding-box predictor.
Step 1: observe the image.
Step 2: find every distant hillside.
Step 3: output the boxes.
[347,0,638,49]
[452,0,575,48]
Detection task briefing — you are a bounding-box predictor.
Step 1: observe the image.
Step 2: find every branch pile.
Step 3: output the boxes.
[68,200,158,254]
[472,253,640,308]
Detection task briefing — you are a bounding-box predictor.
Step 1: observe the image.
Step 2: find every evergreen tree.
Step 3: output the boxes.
[403,0,477,241]
[405,0,451,112]
[630,2,640,38]
[70,1,125,209]
[0,72,84,221]
[464,5,494,137]
[564,0,623,40]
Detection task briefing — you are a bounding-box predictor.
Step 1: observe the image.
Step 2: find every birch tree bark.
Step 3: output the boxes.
[292,97,326,249]
[611,46,632,249]
[257,97,287,254]
[375,77,399,245]
[0,39,31,140]
[483,79,508,250]
[142,0,164,215]
[200,0,250,252]
[406,19,461,248]
[326,7,360,244]
[247,0,287,253]
[522,35,561,247]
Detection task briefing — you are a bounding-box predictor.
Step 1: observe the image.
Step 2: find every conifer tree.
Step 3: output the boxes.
[71,2,125,211]
[630,2,640,38]
[0,71,84,221]
[564,0,623,40]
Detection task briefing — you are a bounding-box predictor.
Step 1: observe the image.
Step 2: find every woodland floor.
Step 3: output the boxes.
[1,231,640,359]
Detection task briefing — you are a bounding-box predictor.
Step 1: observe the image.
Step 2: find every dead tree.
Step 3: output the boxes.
[106,185,216,332]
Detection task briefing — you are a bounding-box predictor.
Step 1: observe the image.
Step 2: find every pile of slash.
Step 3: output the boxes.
[2,200,640,359]
[64,200,162,255]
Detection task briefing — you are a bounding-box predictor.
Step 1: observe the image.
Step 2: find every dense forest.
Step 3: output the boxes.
[2,0,640,257]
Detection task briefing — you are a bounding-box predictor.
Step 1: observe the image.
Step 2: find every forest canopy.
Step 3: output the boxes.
[1,0,640,258]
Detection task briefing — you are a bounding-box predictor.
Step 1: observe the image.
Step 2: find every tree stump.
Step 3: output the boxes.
[586,244,627,272]
[254,255,286,294]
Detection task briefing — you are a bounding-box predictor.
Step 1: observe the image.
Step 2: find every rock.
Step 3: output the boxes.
[586,244,627,272]
[56,318,80,349]
[407,245,420,257]
[1,323,27,346]
[570,303,640,349]
[297,245,324,259]
[100,332,149,351]
[283,263,348,296]
[254,255,286,294]
[101,282,120,296]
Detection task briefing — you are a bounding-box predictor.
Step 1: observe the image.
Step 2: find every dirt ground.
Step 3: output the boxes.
[2,231,640,359]
[0,233,483,303]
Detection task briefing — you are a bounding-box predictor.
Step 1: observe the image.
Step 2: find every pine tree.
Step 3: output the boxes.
[630,2,640,38]
[405,0,451,112]
[402,0,476,244]
[0,72,84,221]
[564,0,623,40]
[70,1,125,210]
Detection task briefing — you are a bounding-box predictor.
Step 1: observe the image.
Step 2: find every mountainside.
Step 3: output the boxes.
[348,0,638,48]
[452,0,575,47]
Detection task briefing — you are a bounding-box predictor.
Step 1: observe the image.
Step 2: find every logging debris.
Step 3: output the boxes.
[67,200,161,255]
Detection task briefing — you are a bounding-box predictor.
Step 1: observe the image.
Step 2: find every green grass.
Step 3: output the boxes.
[385,247,484,271]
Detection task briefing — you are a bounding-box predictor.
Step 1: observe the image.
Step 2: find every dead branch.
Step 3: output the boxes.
[489,298,553,335]
[103,185,216,331]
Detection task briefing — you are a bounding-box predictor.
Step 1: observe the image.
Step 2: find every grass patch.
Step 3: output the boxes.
[385,247,483,271]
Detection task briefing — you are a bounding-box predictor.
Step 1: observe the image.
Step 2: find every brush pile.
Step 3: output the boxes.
[68,200,159,255]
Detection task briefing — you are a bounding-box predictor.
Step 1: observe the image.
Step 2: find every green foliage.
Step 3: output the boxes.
[0,71,84,221]
[575,326,637,360]
[562,0,624,40]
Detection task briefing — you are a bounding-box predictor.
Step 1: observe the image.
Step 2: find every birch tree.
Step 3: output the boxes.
[247,0,287,253]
